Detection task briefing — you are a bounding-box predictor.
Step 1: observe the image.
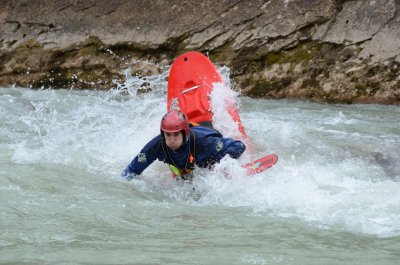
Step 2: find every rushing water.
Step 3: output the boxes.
[1,70,400,264]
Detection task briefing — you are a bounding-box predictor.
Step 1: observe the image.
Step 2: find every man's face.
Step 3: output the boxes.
[164,131,183,151]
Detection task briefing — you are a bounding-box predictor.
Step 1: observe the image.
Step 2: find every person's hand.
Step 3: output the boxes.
[121,169,136,181]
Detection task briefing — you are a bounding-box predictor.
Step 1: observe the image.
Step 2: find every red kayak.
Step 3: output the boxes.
[167,51,248,140]
[167,51,278,176]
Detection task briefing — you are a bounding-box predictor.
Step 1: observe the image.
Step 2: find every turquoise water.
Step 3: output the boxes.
[1,78,399,264]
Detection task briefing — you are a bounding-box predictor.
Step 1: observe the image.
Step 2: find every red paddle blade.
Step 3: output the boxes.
[242,154,278,176]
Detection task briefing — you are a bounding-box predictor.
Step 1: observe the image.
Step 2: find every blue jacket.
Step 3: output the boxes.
[122,126,246,177]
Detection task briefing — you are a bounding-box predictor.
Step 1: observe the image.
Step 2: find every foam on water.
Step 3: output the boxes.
[210,66,244,140]
[1,67,400,238]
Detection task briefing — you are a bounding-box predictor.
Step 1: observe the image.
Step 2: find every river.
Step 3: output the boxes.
[1,69,399,264]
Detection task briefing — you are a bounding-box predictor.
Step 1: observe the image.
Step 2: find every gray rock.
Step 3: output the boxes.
[0,0,399,103]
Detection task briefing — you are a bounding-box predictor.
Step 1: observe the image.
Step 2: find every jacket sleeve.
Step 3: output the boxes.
[121,136,161,178]
[196,135,246,167]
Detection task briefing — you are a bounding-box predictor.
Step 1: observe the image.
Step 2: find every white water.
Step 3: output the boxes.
[1,69,400,264]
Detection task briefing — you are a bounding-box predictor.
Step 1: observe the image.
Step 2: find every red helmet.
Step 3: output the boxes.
[160,110,190,138]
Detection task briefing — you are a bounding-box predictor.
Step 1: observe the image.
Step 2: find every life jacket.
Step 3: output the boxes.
[161,121,221,180]
[161,126,196,180]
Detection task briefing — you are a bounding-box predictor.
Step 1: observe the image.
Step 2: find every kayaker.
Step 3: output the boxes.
[121,110,246,181]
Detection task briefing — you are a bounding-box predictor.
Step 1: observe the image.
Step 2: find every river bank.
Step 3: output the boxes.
[1,0,399,104]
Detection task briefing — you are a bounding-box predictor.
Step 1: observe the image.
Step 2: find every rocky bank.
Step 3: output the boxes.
[1,0,399,104]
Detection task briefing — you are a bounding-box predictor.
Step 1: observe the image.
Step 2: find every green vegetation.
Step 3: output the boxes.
[266,41,322,65]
